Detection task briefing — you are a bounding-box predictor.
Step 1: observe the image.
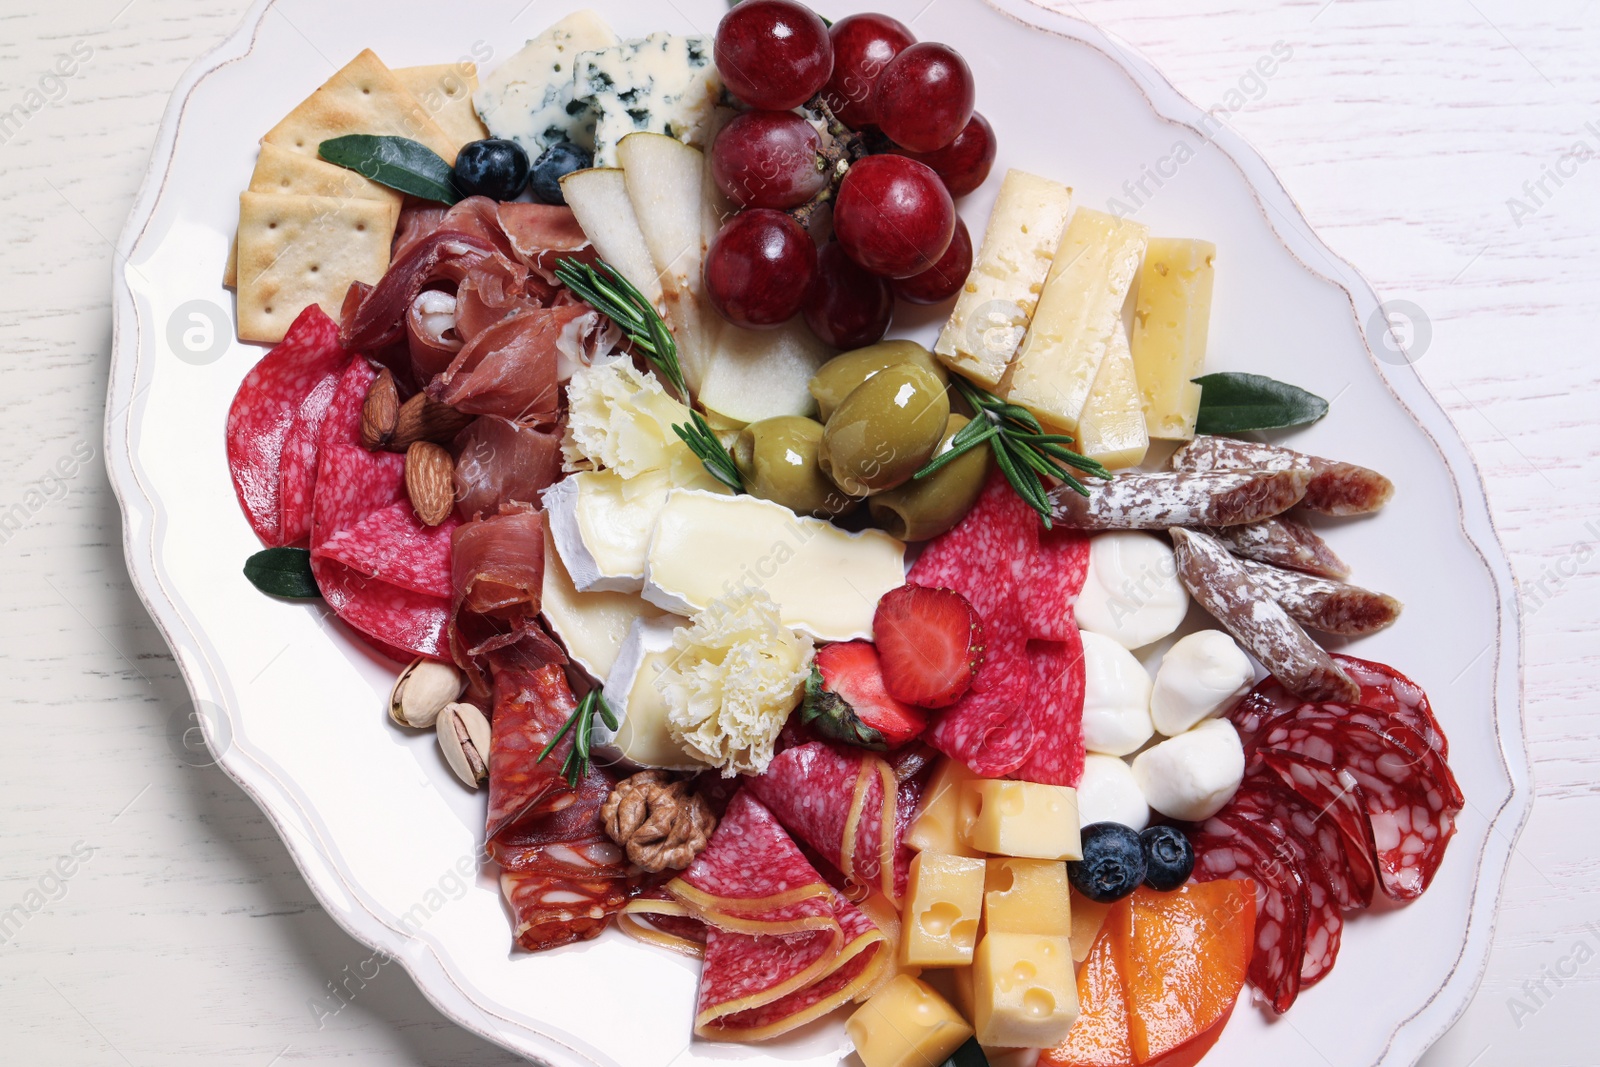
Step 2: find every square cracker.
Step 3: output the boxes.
[394,64,488,150]
[262,48,459,166]
[235,192,398,343]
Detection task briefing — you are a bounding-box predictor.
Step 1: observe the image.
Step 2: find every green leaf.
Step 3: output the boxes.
[941,1038,990,1067]
[243,547,320,599]
[1192,372,1329,434]
[318,135,461,204]
[799,667,887,750]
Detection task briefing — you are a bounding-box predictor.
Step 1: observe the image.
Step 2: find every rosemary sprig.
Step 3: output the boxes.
[555,258,743,491]
[914,376,1112,528]
[537,689,620,788]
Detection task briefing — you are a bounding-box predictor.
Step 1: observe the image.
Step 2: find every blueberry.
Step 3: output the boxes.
[452,138,531,201]
[1068,822,1147,904]
[1140,825,1196,892]
[531,141,593,205]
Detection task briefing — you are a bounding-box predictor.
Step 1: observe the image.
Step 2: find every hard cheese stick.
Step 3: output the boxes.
[1169,528,1359,703]
[1202,516,1350,579]
[1238,559,1402,636]
[1130,238,1215,441]
[1049,469,1310,531]
[1171,435,1394,516]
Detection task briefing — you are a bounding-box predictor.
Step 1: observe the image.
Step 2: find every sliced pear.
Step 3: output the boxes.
[699,318,834,424]
[559,167,663,309]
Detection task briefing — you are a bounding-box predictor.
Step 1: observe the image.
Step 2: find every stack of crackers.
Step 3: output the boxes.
[226,49,489,343]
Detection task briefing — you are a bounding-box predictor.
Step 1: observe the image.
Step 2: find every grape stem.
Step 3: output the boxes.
[788,94,870,229]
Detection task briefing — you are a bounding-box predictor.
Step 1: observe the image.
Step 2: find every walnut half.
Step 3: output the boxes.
[602,771,717,873]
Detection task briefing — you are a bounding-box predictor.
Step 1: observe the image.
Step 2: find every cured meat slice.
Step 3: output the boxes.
[1333,656,1448,757]
[1203,517,1350,580]
[429,304,588,420]
[1169,435,1394,516]
[1231,771,1362,910]
[278,371,343,545]
[746,743,909,901]
[452,415,564,520]
[1238,559,1402,636]
[1029,527,1092,641]
[619,889,708,958]
[312,501,458,598]
[1226,778,1344,985]
[1170,528,1359,703]
[449,506,558,691]
[1014,633,1087,787]
[1255,705,1460,900]
[486,661,583,842]
[1257,750,1378,908]
[1189,815,1307,1013]
[226,305,350,545]
[1049,469,1311,530]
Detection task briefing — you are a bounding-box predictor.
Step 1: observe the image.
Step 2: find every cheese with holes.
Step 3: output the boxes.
[847,976,974,1067]
[983,859,1071,937]
[934,170,1073,387]
[540,536,668,678]
[473,11,619,155]
[597,615,705,771]
[972,933,1079,1048]
[1076,323,1149,469]
[960,781,1082,861]
[1002,209,1148,434]
[642,489,905,641]
[901,853,987,967]
[907,759,982,857]
[1130,238,1216,441]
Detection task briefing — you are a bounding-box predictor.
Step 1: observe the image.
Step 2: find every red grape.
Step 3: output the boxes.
[712,111,827,210]
[804,241,894,349]
[895,112,996,197]
[715,0,833,111]
[705,209,818,329]
[892,218,972,305]
[821,13,916,129]
[833,155,955,279]
[874,43,975,153]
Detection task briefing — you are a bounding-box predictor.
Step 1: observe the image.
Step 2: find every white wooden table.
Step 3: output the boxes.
[2,1,1594,1063]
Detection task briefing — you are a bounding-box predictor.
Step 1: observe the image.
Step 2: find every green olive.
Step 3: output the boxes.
[808,340,950,423]
[819,363,951,497]
[869,414,992,541]
[732,416,860,518]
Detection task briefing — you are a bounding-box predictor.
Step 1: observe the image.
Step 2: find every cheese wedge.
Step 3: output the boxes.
[1001,209,1147,435]
[1076,322,1149,469]
[543,469,673,594]
[1130,238,1217,441]
[598,616,706,771]
[540,537,668,678]
[934,170,1073,387]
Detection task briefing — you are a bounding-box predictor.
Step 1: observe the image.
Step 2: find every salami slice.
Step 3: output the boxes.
[226,305,349,545]
[1259,749,1378,908]
[1170,435,1394,516]
[313,501,459,598]
[1203,517,1350,580]
[1029,527,1092,641]
[1013,633,1087,787]
[1237,559,1402,637]
[1333,656,1448,757]
[277,371,343,545]
[486,661,583,842]
[1189,815,1307,1013]
[1049,469,1311,530]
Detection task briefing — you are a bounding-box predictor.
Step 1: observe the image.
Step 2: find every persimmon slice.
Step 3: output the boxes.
[1040,906,1134,1067]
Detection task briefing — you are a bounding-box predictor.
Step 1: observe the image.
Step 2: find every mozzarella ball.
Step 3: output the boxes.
[1130,718,1245,822]
[1075,532,1190,649]
[1076,754,1150,831]
[1080,631,1154,757]
[1150,630,1256,737]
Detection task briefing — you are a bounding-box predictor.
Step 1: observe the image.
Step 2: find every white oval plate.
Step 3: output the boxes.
[108,1,1529,1063]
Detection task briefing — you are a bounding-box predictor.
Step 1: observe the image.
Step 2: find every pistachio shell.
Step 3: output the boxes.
[437,702,491,789]
[389,659,465,729]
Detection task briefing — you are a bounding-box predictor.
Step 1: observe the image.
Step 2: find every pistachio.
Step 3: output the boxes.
[437,701,491,789]
[389,658,465,729]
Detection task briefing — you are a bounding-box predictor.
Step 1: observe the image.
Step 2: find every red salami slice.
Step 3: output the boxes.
[486,661,582,842]
[313,501,459,598]
[1029,527,1092,641]
[1014,632,1087,787]
[1259,749,1379,908]
[1227,777,1344,985]
[1227,654,1447,757]
[1231,771,1363,910]
[1256,706,1460,900]
[226,305,349,545]
[1190,814,1306,1013]
[277,371,342,545]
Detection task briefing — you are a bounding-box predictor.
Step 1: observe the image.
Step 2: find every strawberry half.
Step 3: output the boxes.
[801,641,928,749]
[872,584,985,708]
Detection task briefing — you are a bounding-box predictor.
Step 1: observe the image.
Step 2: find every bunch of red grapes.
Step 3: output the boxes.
[704,0,997,346]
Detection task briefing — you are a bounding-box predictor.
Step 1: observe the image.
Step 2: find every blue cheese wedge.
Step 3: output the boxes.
[473,10,618,155]
[574,33,720,167]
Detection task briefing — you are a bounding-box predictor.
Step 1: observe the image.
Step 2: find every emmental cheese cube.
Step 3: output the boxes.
[972,933,1079,1048]
[959,780,1083,861]
[934,170,1074,388]
[902,853,988,967]
[847,975,974,1067]
[908,759,982,857]
[984,859,1071,937]
[1076,323,1150,469]
[1130,238,1216,441]
[1001,209,1148,435]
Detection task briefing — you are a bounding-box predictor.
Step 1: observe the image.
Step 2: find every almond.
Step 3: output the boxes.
[406,441,455,526]
[387,393,475,452]
[359,368,400,450]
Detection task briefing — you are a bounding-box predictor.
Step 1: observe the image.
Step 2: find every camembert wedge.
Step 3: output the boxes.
[934,170,1073,387]
[1001,208,1147,435]
[1131,238,1217,441]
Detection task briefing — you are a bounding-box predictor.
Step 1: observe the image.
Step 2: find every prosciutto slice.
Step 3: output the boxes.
[449,506,559,691]
[452,416,564,521]
[428,305,585,420]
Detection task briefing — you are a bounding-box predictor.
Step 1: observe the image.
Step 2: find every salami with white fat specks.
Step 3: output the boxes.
[1203,516,1350,579]
[1170,435,1395,516]
[1260,749,1379,907]
[226,305,350,545]
[1029,527,1092,642]
[1015,633,1087,787]
[313,501,459,598]
[1190,813,1307,1013]
[277,371,343,545]
[1227,655,1449,758]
